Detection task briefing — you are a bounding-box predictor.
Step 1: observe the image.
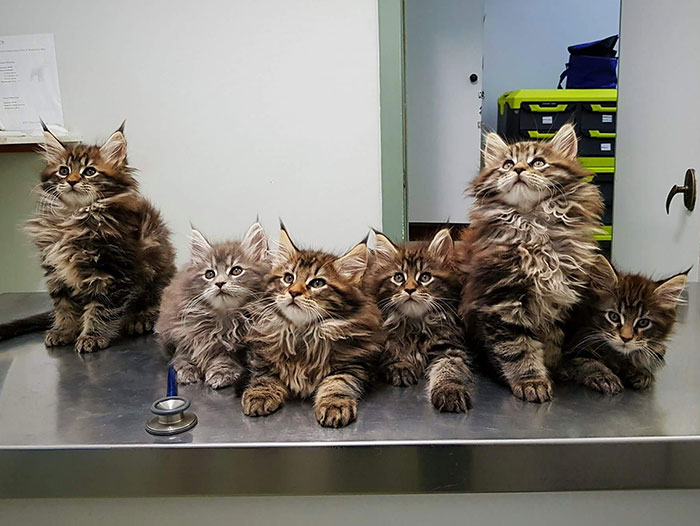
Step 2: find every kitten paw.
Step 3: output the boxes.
[385,363,419,387]
[174,363,201,385]
[315,396,357,428]
[584,372,623,395]
[74,335,110,354]
[242,387,284,417]
[431,383,473,413]
[204,368,238,390]
[627,372,654,391]
[44,330,76,347]
[125,312,158,335]
[511,378,553,403]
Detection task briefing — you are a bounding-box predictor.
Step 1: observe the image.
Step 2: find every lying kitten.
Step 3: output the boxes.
[22,123,175,353]
[365,229,474,412]
[155,223,269,389]
[558,256,687,394]
[459,124,603,403]
[242,225,383,428]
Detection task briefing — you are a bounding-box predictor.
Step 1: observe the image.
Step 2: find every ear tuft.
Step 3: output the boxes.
[334,242,368,284]
[41,129,66,164]
[190,228,212,263]
[427,228,453,263]
[549,124,578,159]
[590,254,618,291]
[274,225,298,265]
[99,129,127,167]
[241,221,268,262]
[655,273,688,309]
[373,232,399,262]
[483,132,510,166]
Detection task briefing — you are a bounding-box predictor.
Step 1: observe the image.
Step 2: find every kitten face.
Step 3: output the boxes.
[369,230,459,320]
[39,127,135,208]
[589,257,687,357]
[472,124,582,210]
[266,227,368,327]
[184,223,269,311]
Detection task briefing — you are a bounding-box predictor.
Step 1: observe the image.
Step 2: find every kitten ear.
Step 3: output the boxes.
[41,120,66,164]
[590,255,618,291]
[99,126,128,167]
[241,221,268,262]
[654,271,688,309]
[274,222,299,265]
[427,228,453,263]
[189,228,212,263]
[373,231,399,263]
[334,242,369,284]
[483,132,510,166]
[549,124,578,159]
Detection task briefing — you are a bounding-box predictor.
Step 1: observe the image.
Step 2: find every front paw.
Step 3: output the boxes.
[627,371,654,391]
[431,383,473,413]
[205,368,239,390]
[44,330,76,347]
[385,363,419,387]
[125,312,158,335]
[74,335,110,353]
[511,377,553,403]
[174,362,201,385]
[315,396,358,428]
[584,371,623,395]
[242,387,284,417]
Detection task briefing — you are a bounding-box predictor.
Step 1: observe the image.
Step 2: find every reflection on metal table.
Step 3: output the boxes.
[1,287,700,497]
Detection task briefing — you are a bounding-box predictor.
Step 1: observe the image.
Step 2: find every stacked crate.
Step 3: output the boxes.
[497,89,617,254]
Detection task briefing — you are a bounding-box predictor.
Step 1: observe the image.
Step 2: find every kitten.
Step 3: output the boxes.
[21,123,175,353]
[365,229,474,412]
[458,124,603,403]
[558,256,688,394]
[242,224,383,428]
[155,223,269,389]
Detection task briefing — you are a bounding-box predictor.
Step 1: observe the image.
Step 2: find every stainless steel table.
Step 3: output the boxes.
[1,287,699,498]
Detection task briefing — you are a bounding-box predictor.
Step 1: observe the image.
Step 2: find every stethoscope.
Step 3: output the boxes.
[145,366,198,436]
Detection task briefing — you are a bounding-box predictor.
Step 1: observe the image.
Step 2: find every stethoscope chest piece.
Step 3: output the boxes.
[145,396,198,436]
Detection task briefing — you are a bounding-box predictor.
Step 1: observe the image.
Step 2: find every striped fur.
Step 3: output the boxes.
[458,125,603,402]
[242,225,383,428]
[25,126,175,353]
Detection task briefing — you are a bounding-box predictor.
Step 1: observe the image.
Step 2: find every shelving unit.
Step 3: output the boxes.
[0,133,81,153]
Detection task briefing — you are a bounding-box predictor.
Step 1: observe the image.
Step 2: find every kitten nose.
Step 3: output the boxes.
[514,166,525,174]
[215,281,225,289]
[67,179,78,187]
[405,287,416,295]
[289,289,302,298]
[620,334,633,343]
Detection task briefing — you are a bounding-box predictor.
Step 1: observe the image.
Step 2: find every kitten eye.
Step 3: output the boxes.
[502,160,514,170]
[636,318,651,329]
[532,158,545,168]
[418,272,432,283]
[308,278,326,288]
[82,166,97,177]
[606,311,621,324]
[204,269,215,280]
[229,266,243,276]
[58,166,69,177]
[393,272,405,284]
[283,272,294,284]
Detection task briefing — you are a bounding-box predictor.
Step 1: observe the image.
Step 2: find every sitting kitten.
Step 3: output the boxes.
[365,229,474,412]
[558,256,688,394]
[242,225,383,428]
[23,123,175,353]
[458,124,603,403]
[155,223,269,389]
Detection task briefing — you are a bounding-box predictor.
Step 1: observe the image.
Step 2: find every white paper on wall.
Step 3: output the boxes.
[0,34,63,132]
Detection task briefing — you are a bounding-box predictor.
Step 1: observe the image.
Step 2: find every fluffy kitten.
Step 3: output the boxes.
[155,223,269,389]
[242,225,383,428]
[365,229,474,412]
[458,124,603,403]
[558,256,687,394]
[23,123,175,353]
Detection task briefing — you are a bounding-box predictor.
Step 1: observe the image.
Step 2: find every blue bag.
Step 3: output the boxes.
[558,35,619,89]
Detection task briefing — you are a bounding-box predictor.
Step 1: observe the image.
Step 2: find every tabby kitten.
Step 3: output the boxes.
[365,229,474,412]
[242,225,383,428]
[24,123,175,353]
[558,256,687,394]
[459,124,603,403]
[155,223,269,389]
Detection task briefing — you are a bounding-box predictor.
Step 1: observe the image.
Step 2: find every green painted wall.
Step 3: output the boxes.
[0,153,45,293]
[378,0,407,241]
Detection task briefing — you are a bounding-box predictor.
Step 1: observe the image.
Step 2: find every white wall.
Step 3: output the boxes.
[482,0,621,132]
[0,0,382,290]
